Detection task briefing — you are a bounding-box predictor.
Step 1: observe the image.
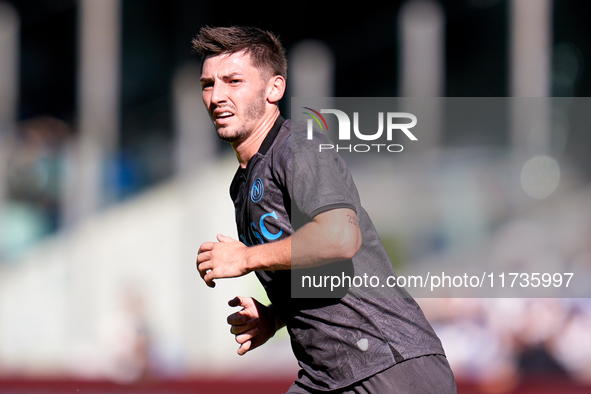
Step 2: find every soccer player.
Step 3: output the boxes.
[194,26,457,393]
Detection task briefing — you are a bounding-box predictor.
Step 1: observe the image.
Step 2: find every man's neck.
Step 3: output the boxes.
[232,108,280,168]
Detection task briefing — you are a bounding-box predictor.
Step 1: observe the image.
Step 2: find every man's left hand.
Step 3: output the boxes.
[197,234,251,288]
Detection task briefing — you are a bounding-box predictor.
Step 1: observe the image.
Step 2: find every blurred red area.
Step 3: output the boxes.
[0,378,292,394]
[0,376,590,394]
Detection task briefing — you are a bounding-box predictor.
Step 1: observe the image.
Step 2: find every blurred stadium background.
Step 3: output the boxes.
[1,0,591,392]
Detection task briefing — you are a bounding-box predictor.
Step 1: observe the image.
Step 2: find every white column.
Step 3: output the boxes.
[70,0,122,224]
[288,40,335,98]
[0,1,19,251]
[509,0,553,154]
[288,40,335,122]
[172,63,216,178]
[398,0,445,150]
[398,0,445,97]
[510,0,552,98]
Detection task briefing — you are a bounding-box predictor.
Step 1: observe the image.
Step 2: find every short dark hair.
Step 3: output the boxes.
[192,26,287,80]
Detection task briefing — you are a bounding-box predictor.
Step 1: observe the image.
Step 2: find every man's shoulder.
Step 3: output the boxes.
[274,117,335,148]
[265,116,344,175]
[275,117,292,145]
[267,117,292,163]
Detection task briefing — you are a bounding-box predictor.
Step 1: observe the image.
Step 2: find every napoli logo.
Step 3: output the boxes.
[251,178,264,203]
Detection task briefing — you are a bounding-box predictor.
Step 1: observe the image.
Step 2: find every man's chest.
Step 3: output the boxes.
[231,158,292,246]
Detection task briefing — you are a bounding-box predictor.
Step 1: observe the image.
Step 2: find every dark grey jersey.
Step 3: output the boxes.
[230,116,445,391]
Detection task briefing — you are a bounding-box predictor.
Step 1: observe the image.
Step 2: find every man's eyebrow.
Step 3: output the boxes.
[221,72,243,79]
[200,72,243,84]
[200,76,213,84]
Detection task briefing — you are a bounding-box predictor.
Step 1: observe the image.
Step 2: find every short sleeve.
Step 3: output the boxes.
[290,121,359,220]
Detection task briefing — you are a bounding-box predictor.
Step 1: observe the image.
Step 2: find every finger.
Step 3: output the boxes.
[197,262,212,279]
[237,339,252,356]
[235,326,260,344]
[196,251,211,265]
[203,269,218,284]
[197,263,216,287]
[228,296,250,308]
[203,273,216,288]
[217,233,238,243]
[228,297,241,307]
[198,242,215,254]
[227,312,248,325]
[197,255,211,269]
[230,318,259,335]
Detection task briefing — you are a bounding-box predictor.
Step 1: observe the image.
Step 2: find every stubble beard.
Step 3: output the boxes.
[215,95,266,143]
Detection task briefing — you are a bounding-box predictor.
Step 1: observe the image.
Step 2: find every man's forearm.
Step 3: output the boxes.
[243,237,291,271]
[290,210,361,268]
[244,208,362,272]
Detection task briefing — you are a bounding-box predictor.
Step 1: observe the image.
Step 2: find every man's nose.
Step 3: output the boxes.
[211,82,227,104]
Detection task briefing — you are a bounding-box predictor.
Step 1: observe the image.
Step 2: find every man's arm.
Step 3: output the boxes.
[197,207,361,287]
[199,208,360,355]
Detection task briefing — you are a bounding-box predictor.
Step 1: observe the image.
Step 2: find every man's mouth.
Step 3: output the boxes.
[214,110,234,120]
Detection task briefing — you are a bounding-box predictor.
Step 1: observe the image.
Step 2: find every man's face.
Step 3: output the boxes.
[200,50,268,143]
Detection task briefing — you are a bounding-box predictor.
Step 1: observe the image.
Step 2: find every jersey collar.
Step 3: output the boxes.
[257,115,286,156]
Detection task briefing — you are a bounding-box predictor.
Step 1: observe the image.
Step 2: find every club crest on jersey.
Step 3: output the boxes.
[251,178,264,203]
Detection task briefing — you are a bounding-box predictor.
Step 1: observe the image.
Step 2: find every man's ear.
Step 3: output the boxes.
[266,75,286,104]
